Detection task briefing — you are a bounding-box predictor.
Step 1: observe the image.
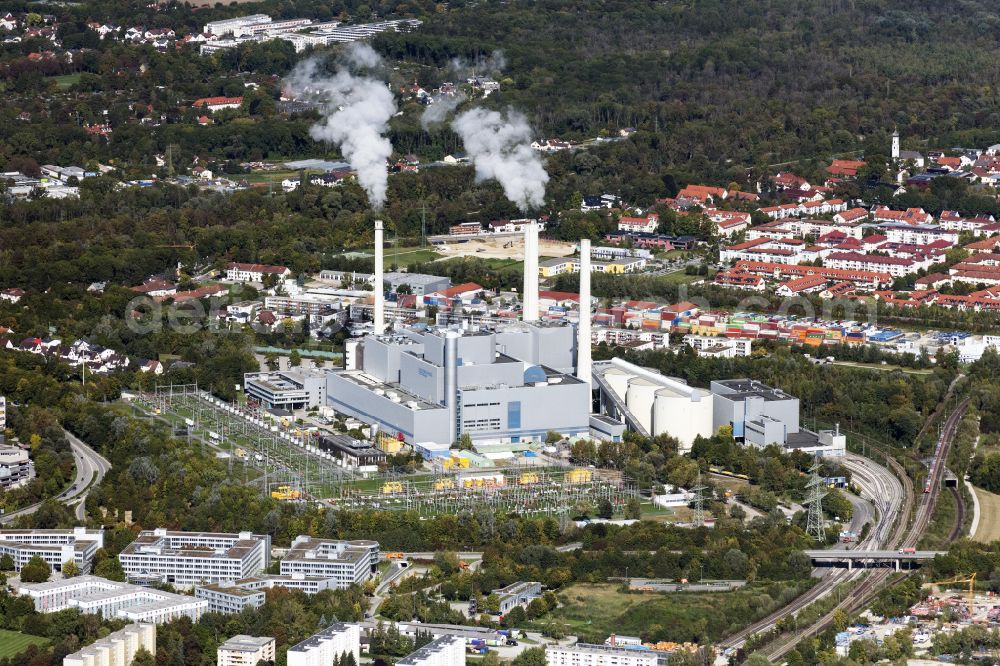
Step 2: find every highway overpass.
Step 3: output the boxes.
[804,549,945,570]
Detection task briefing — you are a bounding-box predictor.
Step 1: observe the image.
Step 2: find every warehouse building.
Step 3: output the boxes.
[326,323,589,447]
[63,623,155,666]
[279,536,379,586]
[492,581,542,615]
[287,623,360,666]
[383,272,451,298]
[0,528,103,574]
[119,529,270,587]
[17,576,206,624]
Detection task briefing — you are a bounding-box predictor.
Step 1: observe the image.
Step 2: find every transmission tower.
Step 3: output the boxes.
[691,470,707,527]
[806,462,828,542]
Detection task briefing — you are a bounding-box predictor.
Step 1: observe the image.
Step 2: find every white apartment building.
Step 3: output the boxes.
[204,14,271,35]
[877,223,959,246]
[225,262,291,283]
[397,636,465,666]
[195,584,266,615]
[63,623,155,666]
[0,528,103,573]
[17,575,207,624]
[217,636,275,666]
[823,251,929,277]
[287,623,360,666]
[683,335,752,358]
[546,644,670,666]
[279,537,378,586]
[591,328,668,350]
[0,445,33,488]
[119,529,270,587]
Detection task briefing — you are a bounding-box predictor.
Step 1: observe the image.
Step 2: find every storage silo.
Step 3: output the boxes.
[625,377,659,434]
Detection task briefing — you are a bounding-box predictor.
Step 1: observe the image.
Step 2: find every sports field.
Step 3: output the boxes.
[0,629,49,658]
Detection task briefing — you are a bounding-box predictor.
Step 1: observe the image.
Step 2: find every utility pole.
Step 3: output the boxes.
[421,203,427,247]
[806,461,828,542]
[691,470,707,528]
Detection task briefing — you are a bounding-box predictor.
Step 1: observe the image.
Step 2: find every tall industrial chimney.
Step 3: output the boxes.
[577,238,592,391]
[444,330,460,445]
[374,220,385,335]
[522,221,539,322]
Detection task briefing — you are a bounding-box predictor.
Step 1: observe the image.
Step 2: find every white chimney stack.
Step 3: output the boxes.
[577,238,592,392]
[522,221,539,322]
[374,220,385,335]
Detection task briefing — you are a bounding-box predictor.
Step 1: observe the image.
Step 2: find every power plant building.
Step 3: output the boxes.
[325,323,590,447]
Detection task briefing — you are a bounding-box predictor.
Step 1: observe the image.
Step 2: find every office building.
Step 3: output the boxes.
[0,528,103,573]
[287,623,360,666]
[326,323,590,446]
[492,581,541,614]
[0,445,33,488]
[196,573,342,614]
[17,576,206,624]
[280,536,378,585]
[546,644,670,666]
[195,584,266,615]
[217,636,275,666]
[63,624,155,666]
[396,636,465,666]
[119,529,270,587]
[244,370,326,410]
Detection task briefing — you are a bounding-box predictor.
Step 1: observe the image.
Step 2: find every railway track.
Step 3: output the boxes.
[759,398,971,662]
[947,485,966,543]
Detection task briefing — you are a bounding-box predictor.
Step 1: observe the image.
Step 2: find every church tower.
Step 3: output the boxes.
[891,129,900,160]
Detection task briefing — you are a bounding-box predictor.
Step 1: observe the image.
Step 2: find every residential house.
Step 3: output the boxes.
[193,96,244,112]
[226,263,291,283]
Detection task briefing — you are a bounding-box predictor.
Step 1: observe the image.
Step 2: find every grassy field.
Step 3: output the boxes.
[829,360,935,375]
[0,629,49,658]
[49,73,81,89]
[386,246,444,265]
[524,582,807,643]
[659,269,714,285]
[974,486,1000,543]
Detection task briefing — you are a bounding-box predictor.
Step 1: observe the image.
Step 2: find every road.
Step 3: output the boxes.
[0,429,110,524]
[716,452,903,655]
[758,400,970,663]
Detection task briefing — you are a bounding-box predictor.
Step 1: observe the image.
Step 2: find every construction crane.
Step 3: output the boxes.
[932,573,976,618]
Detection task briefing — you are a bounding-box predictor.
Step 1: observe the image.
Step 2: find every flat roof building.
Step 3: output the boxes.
[195,584,266,615]
[318,435,387,469]
[396,636,465,666]
[547,643,671,666]
[63,623,155,666]
[492,581,541,615]
[217,636,275,666]
[326,323,590,446]
[119,529,270,587]
[244,370,326,410]
[287,623,360,666]
[17,575,206,624]
[383,272,450,298]
[0,527,103,574]
[280,536,378,586]
[0,444,31,488]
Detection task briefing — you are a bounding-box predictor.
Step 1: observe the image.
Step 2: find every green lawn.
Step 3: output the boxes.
[659,269,714,285]
[49,73,81,90]
[386,247,444,265]
[0,629,49,658]
[523,582,809,643]
[830,360,934,375]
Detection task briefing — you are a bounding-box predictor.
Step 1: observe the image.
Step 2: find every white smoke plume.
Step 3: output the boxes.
[420,91,466,129]
[451,107,549,211]
[286,44,396,210]
[449,49,507,78]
